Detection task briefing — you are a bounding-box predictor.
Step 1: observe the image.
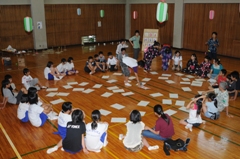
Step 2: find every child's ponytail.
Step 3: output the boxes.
[154,104,170,125]
[91,110,101,130]
[207,93,218,108]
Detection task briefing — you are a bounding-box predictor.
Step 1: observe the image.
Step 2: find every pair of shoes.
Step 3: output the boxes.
[47,146,58,154]
[41,86,48,89]
[148,145,159,151]
[125,82,132,86]
[119,134,123,140]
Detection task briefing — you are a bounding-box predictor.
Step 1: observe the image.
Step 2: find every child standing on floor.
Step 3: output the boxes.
[62,109,88,154]
[196,56,211,78]
[179,95,204,132]
[120,110,159,152]
[205,32,219,59]
[44,61,65,80]
[118,48,131,86]
[85,110,108,153]
[172,50,182,71]
[106,52,118,71]
[84,56,97,75]
[66,57,79,75]
[160,45,172,71]
[116,39,128,59]
[22,68,47,90]
[202,93,220,120]
[17,94,30,122]
[47,102,73,154]
[182,54,199,74]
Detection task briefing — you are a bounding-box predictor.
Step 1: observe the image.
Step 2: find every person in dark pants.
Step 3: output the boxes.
[129,30,140,60]
[205,32,219,60]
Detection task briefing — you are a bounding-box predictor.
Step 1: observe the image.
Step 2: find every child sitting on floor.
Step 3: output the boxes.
[17,94,30,122]
[202,93,220,120]
[57,58,69,74]
[120,110,159,152]
[22,68,47,90]
[196,56,211,78]
[94,54,105,72]
[84,56,97,75]
[99,51,107,71]
[208,69,227,88]
[44,61,65,80]
[4,74,18,96]
[179,95,204,132]
[227,71,239,101]
[106,52,118,72]
[172,50,182,71]
[182,54,198,74]
[66,57,79,75]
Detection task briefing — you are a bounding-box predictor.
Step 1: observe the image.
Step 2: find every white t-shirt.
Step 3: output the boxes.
[58,111,72,127]
[17,102,30,120]
[85,122,108,152]
[172,56,182,67]
[123,121,144,148]
[44,67,51,79]
[22,75,33,90]
[116,43,128,54]
[107,57,117,66]
[57,63,68,73]
[187,105,202,124]
[67,62,74,71]
[28,104,44,127]
[214,89,229,112]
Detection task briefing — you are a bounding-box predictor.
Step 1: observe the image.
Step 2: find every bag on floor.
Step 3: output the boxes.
[163,138,190,156]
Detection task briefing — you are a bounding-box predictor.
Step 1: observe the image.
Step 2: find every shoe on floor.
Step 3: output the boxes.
[47,146,58,154]
[148,145,159,151]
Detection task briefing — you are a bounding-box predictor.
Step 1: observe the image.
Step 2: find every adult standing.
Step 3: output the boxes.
[205,32,219,59]
[129,30,141,60]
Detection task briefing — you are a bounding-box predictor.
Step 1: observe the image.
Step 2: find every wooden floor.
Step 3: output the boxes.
[0,43,240,159]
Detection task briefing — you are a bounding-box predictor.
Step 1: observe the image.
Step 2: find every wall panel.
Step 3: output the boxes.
[183,3,240,58]
[130,4,175,46]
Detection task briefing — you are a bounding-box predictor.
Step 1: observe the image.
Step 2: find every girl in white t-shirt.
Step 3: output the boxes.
[47,102,73,154]
[85,110,108,153]
[120,110,159,152]
[44,61,65,80]
[66,57,79,75]
[17,94,29,122]
[172,50,182,71]
[179,95,204,132]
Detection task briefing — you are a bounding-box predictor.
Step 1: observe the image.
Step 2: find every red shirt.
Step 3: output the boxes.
[155,114,175,138]
[217,75,227,85]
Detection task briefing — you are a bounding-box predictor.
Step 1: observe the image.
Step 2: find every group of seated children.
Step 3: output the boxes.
[44,57,78,80]
[47,104,175,155]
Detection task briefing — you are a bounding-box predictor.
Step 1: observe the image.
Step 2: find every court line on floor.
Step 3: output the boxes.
[0,123,22,159]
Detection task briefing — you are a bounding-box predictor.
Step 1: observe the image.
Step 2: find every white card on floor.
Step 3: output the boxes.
[137,101,150,107]
[72,88,84,91]
[197,91,203,95]
[93,84,103,88]
[191,81,203,87]
[82,89,94,94]
[192,81,203,84]
[79,82,89,86]
[162,99,172,105]
[111,118,126,123]
[129,76,136,80]
[101,92,113,98]
[186,75,195,78]
[150,71,158,75]
[63,85,73,89]
[112,89,125,93]
[162,74,171,77]
[181,78,190,81]
[164,109,177,116]
[46,92,58,97]
[110,103,125,110]
[113,73,122,76]
[107,79,117,83]
[99,109,112,116]
[67,82,78,85]
[180,82,191,84]
[57,92,70,96]
[142,78,151,82]
[150,93,163,97]
[140,111,146,116]
[175,73,184,76]
[102,75,110,79]
[195,79,206,82]
[208,79,216,83]
[107,86,119,90]
[50,99,65,105]
[169,93,178,98]
[165,80,175,84]
[46,88,58,91]
[158,77,169,80]
[175,100,185,106]
[122,92,134,96]
[182,87,192,91]
[179,106,189,113]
